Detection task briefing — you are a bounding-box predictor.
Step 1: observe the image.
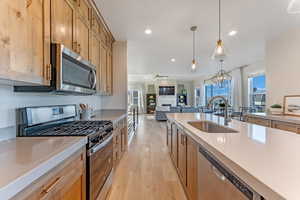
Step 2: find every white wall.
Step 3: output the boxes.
[100,41,128,109]
[0,84,101,128]
[266,28,300,107]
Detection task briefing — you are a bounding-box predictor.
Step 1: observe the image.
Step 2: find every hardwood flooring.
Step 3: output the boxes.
[107,115,187,200]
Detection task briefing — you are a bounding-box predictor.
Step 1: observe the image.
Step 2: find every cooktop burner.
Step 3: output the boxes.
[27,121,112,137]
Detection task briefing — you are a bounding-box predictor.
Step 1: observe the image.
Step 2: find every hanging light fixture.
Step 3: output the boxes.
[205,60,232,88]
[212,0,226,62]
[190,26,197,71]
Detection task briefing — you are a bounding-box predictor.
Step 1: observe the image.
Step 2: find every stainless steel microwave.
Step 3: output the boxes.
[14,43,97,95]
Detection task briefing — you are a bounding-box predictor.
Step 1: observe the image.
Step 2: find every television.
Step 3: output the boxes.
[159,86,175,95]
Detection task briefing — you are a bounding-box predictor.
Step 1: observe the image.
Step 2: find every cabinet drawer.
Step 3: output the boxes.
[246,117,270,127]
[272,121,298,133]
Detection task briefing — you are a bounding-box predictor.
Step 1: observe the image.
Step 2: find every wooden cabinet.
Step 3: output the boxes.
[99,44,107,94]
[106,51,113,95]
[89,32,100,90]
[0,0,51,85]
[186,136,198,200]
[76,0,90,24]
[113,117,128,168]
[178,128,187,186]
[75,14,90,60]
[171,123,178,167]
[12,148,86,200]
[246,116,271,127]
[271,121,299,133]
[91,10,100,35]
[166,121,172,154]
[51,0,76,52]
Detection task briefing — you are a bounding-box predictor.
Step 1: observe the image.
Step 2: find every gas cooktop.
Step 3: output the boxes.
[26,121,112,137]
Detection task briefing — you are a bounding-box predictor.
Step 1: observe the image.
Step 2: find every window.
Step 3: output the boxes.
[248,74,266,112]
[204,80,231,105]
[128,90,140,106]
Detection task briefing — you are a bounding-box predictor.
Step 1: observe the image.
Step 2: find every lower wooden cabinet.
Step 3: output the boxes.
[271,120,299,133]
[246,117,271,127]
[12,148,86,200]
[113,117,128,168]
[177,128,187,186]
[167,121,199,200]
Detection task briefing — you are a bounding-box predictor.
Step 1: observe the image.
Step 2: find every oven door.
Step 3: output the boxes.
[88,134,113,200]
[54,44,97,94]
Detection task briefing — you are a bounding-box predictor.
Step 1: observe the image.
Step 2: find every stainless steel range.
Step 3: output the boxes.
[17,104,113,200]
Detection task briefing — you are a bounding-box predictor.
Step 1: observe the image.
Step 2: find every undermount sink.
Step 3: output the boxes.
[188,121,238,133]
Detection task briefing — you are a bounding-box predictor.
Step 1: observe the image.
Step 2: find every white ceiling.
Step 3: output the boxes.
[95,0,300,81]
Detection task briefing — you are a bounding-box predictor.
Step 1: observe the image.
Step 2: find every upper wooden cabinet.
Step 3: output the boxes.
[75,14,90,60]
[0,0,51,85]
[106,51,113,95]
[51,0,76,52]
[91,10,101,35]
[99,43,107,94]
[76,0,91,24]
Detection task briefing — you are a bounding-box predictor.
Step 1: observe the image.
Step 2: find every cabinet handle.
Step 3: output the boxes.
[78,0,81,7]
[78,43,81,53]
[42,177,61,195]
[73,42,78,53]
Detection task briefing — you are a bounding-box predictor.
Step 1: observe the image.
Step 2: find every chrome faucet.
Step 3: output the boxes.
[207,96,231,125]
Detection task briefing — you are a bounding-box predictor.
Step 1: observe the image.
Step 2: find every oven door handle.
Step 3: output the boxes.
[88,134,113,156]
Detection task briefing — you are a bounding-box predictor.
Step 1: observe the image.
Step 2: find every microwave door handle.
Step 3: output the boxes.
[92,70,97,89]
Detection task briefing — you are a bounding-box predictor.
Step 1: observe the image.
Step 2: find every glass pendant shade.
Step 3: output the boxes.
[191,59,196,71]
[212,40,226,62]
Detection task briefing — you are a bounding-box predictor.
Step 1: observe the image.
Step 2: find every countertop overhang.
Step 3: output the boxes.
[167,113,300,200]
[0,137,87,200]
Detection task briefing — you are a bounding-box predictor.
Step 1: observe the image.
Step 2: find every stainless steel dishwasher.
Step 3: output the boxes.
[198,145,264,200]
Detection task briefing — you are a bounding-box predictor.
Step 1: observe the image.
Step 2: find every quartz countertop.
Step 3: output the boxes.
[247,112,300,124]
[0,137,87,200]
[167,113,300,200]
[91,109,127,124]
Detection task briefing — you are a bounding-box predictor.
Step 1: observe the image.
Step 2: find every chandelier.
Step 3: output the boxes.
[205,61,232,88]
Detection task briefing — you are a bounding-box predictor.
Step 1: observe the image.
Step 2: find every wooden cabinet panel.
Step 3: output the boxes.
[0,0,50,85]
[75,15,89,60]
[51,0,75,51]
[246,117,270,127]
[91,11,100,35]
[186,136,198,200]
[178,129,187,186]
[12,148,86,200]
[77,0,90,24]
[166,121,172,153]
[171,124,178,167]
[106,51,113,95]
[100,43,107,94]
[271,121,298,133]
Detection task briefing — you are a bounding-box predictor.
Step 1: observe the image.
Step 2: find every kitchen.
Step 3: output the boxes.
[1,0,300,200]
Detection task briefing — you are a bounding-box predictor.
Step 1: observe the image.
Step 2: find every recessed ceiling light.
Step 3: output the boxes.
[144,28,152,35]
[228,30,238,36]
[171,58,176,62]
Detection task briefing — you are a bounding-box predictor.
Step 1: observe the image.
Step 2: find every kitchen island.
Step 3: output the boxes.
[167,113,300,200]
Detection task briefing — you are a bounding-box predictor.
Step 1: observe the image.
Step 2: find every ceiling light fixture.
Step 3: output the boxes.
[190,26,197,72]
[228,30,237,36]
[288,0,300,14]
[144,28,152,35]
[171,58,176,62]
[212,0,226,62]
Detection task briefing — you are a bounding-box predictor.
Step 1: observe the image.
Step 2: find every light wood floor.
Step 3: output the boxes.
[107,115,187,200]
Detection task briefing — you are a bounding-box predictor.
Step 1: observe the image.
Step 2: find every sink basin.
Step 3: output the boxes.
[188,121,238,133]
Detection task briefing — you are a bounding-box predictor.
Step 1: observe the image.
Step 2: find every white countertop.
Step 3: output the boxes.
[0,137,87,200]
[247,113,300,124]
[167,113,300,200]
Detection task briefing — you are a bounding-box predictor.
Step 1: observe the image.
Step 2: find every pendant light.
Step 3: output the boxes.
[212,0,226,62]
[190,26,197,71]
[205,60,232,88]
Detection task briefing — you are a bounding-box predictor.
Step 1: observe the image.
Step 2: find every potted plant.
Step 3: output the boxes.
[269,104,283,115]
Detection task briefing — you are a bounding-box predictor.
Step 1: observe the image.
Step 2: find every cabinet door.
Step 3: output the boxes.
[89,33,100,90]
[178,129,187,186]
[186,136,198,200]
[51,0,76,52]
[106,51,113,95]
[171,124,178,167]
[77,0,90,24]
[75,14,89,60]
[91,11,100,35]
[0,0,50,85]
[100,43,107,94]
